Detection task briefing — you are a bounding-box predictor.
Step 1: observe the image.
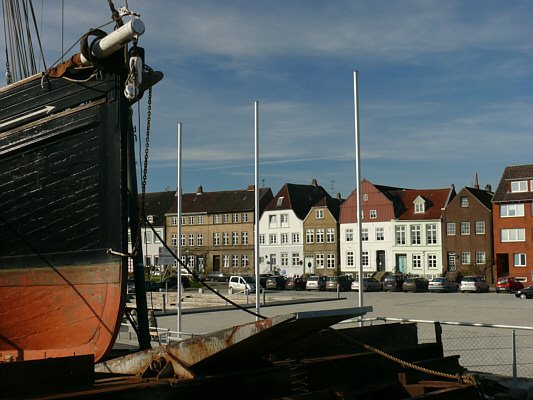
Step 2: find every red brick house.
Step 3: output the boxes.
[492,165,533,284]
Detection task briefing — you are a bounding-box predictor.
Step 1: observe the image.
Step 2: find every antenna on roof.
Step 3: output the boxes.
[330,180,336,193]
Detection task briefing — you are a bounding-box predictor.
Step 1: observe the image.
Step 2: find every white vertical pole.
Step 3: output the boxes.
[353,70,364,312]
[254,101,261,319]
[177,122,182,338]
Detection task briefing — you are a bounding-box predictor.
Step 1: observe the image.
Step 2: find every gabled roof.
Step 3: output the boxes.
[310,195,344,221]
[463,187,493,210]
[493,164,533,203]
[397,187,455,220]
[140,191,178,226]
[166,186,273,214]
[265,182,331,220]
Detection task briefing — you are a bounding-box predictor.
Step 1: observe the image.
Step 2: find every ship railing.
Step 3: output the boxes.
[342,316,533,384]
[118,322,197,344]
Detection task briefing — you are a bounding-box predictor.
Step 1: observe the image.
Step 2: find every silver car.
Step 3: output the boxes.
[460,276,489,293]
[428,277,459,293]
[351,277,382,292]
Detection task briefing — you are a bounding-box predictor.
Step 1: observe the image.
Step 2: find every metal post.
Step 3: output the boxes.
[254,101,261,319]
[353,70,364,317]
[512,329,517,385]
[177,122,182,338]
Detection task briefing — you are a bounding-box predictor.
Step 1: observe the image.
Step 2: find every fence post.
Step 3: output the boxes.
[434,322,442,345]
[512,329,517,386]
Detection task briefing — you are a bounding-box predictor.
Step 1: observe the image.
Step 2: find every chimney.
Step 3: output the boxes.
[196,185,203,195]
[474,173,479,189]
[336,192,341,200]
[485,184,492,193]
[311,179,318,187]
[247,184,255,191]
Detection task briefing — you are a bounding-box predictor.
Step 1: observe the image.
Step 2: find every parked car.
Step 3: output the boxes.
[351,277,382,292]
[460,276,489,293]
[266,275,287,290]
[382,275,404,292]
[325,276,352,292]
[144,280,162,292]
[403,277,429,292]
[285,277,306,290]
[428,277,459,293]
[496,277,524,293]
[259,274,273,288]
[206,271,229,282]
[515,287,533,299]
[228,275,256,294]
[159,276,190,290]
[306,275,327,291]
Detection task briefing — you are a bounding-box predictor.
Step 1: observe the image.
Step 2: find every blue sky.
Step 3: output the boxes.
[3,1,532,198]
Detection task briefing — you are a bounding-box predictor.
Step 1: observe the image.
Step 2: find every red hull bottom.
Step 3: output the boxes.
[0,263,124,363]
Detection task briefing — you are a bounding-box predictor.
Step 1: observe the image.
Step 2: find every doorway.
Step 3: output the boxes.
[376,251,385,272]
[212,255,220,272]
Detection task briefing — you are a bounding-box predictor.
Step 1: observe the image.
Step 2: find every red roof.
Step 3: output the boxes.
[397,188,455,220]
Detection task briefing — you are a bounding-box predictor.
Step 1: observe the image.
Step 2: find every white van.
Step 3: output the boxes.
[228,275,256,294]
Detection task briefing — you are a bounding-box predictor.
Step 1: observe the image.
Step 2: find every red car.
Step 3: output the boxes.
[496,277,524,293]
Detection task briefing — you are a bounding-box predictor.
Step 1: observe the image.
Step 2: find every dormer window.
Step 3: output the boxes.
[511,181,527,193]
[414,196,426,213]
[460,197,469,207]
[276,196,284,206]
[363,194,368,201]
[316,209,324,219]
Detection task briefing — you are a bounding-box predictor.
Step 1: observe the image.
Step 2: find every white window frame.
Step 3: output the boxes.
[281,233,289,244]
[475,221,485,235]
[447,223,456,236]
[222,255,229,268]
[326,228,335,243]
[345,228,354,242]
[241,254,249,268]
[511,181,527,193]
[197,215,203,224]
[188,234,194,246]
[476,251,486,265]
[280,213,289,227]
[242,232,249,245]
[361,228,368,242]
[242,213,248,223]
[232,255,239,267]
[292,252,300,267]
[316,254,324,268]
[316,229,324,243]
[197,233,203,246]
[460,222,470,235]
[223,232,229,245]
[376,227,384,241]
[395,226,406,245]
[501,228,526,242]
[461,251,471,265]
[346,251,354,267]
[412,254,421,269]
[514,253,527,267]
[258,234,265,245]
[426,224,437,245]
[327,254,335,269]
[501,204,525,217]
[362,252,369,267]
[233,214,239,223]
[281,252,288,266]
[188,216,194,225]
[306,229,314,244]
[269,233,277,245]
[369,210,377,219]
[428,254,437,269]
[411,225,421,245]
[269,215,277,228]
[460,197,469,207]
[292,232,300,244]
[232,232,239,245]
[213,233,220,246]
[316,209,324,219]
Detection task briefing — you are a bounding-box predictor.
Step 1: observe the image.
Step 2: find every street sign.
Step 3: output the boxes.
[159,247,175,265]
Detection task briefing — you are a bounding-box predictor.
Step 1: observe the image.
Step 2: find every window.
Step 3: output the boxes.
[180,234,185,246]
[376,227,384,241]
[346,251,354,267]
[223,232,229,245]
[361,228,368,241]
[154,230,162,243]
[460,197,469,207]
[476,251,486,265]
[223,214,230,223]
[222,255,229,268]
[197,215,203,224]
[363,194,368,201]
[292,252,300,266]
[197,234,203,246]
[269,215,277,227]
[362,252,369,267]
[144,231,152,244]
[171,216,178,226]
[316,254,324,268]
[326,228,335,243]
[411,225,421,245]
[233,214,239,223]
[181,216,186,225]
[269,234,277,244]
[281,233,289,244]
[214,214,221,224]
[269,254,277,267]
[281,214,289,226]
[426,224,437,245]
[501,228,525,242]
[316,229,324,243]
[281,253,288,266]
[428,254,437,268]
[188,216,194,225]
[511,181,527,193]
[514,253,526,267]
[447,223,456,236]
[413,254,421,269]
[501,204,525,217]
[369,210,377,219]
[415,202,425,213]
[259,234,265,244]
[327,254,335,269]
[171,233,177,246]
[316,209,324,219]
[460,222,470,235]
[276,196,284,206]
[306,229,314,243]
[461,251,471,265]
[475,221,485,235]
[145,256,152,266]
[242,232,249,245]
[292,232,300,244]
[213,233,220,246]
[345,228,354,242]
[232,255,239,267]
[241,255,249,268]
[232,232,239,245]
[242,213,248,223]
[395,226,406,245]
[188,234,194,246]
[154,256,159,265]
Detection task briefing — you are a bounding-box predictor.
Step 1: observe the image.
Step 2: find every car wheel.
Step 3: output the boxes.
[520,293,527,299]
[229,287,234,294]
